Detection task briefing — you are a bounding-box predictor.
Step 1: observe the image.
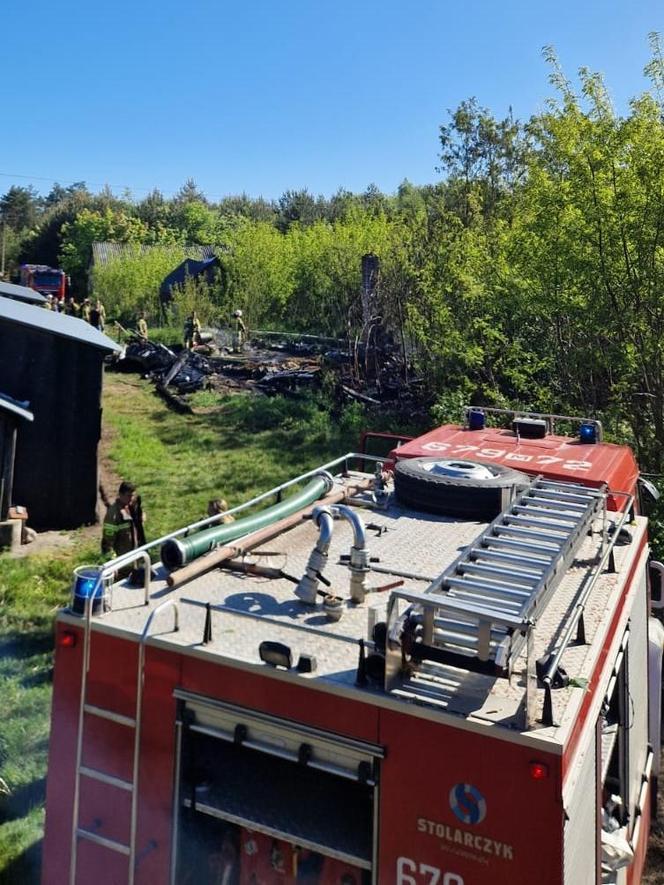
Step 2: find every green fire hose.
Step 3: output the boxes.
[160,473,333,570]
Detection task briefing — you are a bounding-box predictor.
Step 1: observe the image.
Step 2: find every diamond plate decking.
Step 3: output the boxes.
[61,472,646,749]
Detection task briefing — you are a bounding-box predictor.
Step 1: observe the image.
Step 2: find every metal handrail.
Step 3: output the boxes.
[129,600,179,885]
[463,404,604,441]
[541,492,635,726]
[97,453,385,579]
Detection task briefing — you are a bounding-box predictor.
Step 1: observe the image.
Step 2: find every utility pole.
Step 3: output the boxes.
[0,221,5,279]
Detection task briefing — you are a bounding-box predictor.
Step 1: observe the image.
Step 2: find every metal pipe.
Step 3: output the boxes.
[161,474,333,569]
[167,477,374,589]
[368,563,436,583]
[295,506,334,604]
[332,504,369,602]
[102,452,385,576]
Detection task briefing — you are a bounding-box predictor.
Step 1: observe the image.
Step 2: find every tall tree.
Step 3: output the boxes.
[0,186,41,230]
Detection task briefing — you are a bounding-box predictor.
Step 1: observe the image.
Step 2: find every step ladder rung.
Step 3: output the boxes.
[432,626,497,647]
[506,513,578,530]
[433,616,507,640]
[445,588,523,613]
[459,562,540,586]
[526,494,588,512]
[432,633,500,655]
[79,766,134,792]
[470,548,548,571]
[529,488,596,505]
[537,479,602,495]
[76,828,130,856]
[445,576,531,600]
[512,503,583,521]
[493,524,566,544]
[486,536,557,557]
[83,704,136,728]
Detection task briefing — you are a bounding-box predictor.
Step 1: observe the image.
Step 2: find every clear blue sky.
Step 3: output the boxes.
[2,0,662,201]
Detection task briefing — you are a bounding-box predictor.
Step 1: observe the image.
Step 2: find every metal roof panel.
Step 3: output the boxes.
[0,392,34,422]
[0,297,121,352]
[0,281,47,304]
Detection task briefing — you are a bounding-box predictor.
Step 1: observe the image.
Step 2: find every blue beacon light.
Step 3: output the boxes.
[579,422,598,444]
[71,566,105,615]
[468,409,486,431]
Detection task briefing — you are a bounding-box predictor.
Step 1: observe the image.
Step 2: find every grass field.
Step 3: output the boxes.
[1,372,663,882]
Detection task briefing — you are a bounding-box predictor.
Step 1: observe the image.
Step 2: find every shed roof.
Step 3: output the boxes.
[0,281,47,305]
[0,297,121,353]
[91,242,216,266]
[0,392,34,422]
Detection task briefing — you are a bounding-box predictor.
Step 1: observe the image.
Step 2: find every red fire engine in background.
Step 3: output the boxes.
[42,407,663,884]
[19,264,67,301]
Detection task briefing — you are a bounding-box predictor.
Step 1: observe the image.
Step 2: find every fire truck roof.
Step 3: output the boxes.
[390,424,639,503]
[61,470,646,755]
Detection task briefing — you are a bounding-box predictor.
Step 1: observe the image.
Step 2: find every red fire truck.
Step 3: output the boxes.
[42,407,662,884]
[19,264,67,301]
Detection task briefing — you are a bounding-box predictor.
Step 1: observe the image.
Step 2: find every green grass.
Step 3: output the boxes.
[0,374,419,881]
[103,377,406,540]
[0,542,98,882]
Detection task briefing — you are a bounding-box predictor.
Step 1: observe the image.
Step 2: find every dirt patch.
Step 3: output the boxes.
[8,404,123,560]
[9,530,75,559]
[99,419,122,506]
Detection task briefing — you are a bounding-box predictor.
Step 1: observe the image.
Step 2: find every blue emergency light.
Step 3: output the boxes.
[579,422,598,445]
[71,566,105,616]
[468,409,486,431]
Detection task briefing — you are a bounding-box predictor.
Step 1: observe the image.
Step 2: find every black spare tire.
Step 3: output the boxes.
[394,457,528,520]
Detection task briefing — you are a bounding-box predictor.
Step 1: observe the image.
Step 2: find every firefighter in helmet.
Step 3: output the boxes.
[232,309,246,353]
[183,310,202,349]
[137,311,149,340]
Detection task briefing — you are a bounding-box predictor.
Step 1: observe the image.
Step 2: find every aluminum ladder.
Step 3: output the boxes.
[69,598,179,885]
[386,476,606,680]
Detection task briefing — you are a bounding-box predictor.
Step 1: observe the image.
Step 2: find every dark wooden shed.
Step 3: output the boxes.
[0,297,120,529]
[0,393,34,520]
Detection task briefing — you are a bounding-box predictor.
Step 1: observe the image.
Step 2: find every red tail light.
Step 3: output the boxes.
[529,761,549,780]
[58,630,77,648]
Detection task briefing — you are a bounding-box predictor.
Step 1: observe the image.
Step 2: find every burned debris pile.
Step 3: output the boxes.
[116,330,421,415]
[121,339,213,394]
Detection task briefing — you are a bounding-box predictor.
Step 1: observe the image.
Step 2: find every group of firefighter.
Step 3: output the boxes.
[46,294,247,353]
[45,295,107,331]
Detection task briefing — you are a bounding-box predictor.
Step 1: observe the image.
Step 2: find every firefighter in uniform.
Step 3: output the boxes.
[207,498,235,524]
[183,311,202,349]
[90,299,106,331]
[231,309,246,353]
[102,481,141,560]
[65,297,80,318]
[137,312,149,340]
[82,298,92,323]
